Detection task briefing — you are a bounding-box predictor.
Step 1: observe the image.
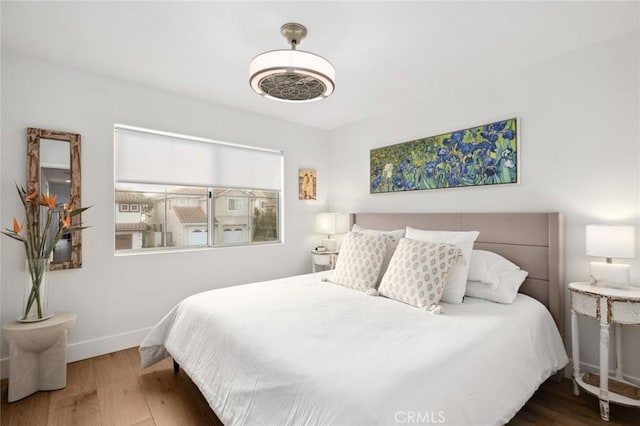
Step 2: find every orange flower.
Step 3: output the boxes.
[12,217,23,233]
[40,194,57,209]
[64,195,76,212]
[60,211,71,229]
[26,190,38,203]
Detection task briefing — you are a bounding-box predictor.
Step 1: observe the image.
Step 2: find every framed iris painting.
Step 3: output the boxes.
[370,118,518,193]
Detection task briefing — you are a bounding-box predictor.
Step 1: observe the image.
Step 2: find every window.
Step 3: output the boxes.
[227,198,243,212]
[114,125,282,253]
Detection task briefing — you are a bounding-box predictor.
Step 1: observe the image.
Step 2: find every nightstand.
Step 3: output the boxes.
[2,312,76,402]
[311,249,338,273]
[569,282,640,421]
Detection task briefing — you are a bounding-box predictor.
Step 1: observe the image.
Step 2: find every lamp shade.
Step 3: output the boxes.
[249,23,335,103]
[315,213,350,236]
[586,225,635,259]
[249,50,335,102]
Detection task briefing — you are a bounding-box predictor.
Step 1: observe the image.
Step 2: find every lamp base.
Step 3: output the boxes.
[589,262,631,289]
[322,239,337,252]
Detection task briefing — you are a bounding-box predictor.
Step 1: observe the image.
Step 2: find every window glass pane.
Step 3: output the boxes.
[214,189,249,245]
[250,191,279,243]
[115,183,208,250]
[115,183,164,250]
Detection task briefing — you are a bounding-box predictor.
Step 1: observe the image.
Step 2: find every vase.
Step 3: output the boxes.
[19,258,54,322]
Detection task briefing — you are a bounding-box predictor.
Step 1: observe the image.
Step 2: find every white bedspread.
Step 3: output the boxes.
[140,271,568,426]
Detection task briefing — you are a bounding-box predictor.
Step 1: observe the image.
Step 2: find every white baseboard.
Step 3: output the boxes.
[1,327,152,379]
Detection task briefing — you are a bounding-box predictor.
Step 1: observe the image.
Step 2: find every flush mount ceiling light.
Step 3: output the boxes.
[249,23,335,103]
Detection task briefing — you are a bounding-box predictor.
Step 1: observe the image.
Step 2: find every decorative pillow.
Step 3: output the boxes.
[467,250,521,289]
[378,238,462,309]
[331,232,393,292]
[465,269,529,304]
[352,224,405,286]
[405,227,479,304]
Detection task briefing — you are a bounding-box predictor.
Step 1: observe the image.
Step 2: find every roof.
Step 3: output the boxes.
[173,206,207,224]
[115,192,146,203]
[115,222,145,232]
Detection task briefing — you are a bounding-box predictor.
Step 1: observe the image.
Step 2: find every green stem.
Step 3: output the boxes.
[39,209,54,258]
[23,259,46,320]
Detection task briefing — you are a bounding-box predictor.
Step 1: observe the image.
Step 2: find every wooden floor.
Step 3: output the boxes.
[1,347,638,425]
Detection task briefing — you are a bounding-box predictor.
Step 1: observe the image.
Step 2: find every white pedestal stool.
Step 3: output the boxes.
[2,312,76,402]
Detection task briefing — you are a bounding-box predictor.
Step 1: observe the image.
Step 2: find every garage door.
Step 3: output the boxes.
[115,234,132,250]
[190,229,207,245]
[223,227,246,244]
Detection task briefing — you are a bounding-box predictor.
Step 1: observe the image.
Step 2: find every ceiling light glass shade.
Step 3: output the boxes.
[249,49,335,103]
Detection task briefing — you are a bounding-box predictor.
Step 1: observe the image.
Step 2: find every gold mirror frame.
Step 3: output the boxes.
[27,128,82,270]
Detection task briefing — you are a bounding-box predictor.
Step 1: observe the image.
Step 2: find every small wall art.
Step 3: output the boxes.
[299,168,317,200]
[370,118,518,193]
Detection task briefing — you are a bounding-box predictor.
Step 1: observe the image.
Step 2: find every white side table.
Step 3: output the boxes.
[569,282,640,421]
[2,312,76,402]
[311,249,339,273]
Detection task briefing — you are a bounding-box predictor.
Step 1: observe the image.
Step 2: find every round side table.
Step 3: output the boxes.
[2,312,76,402]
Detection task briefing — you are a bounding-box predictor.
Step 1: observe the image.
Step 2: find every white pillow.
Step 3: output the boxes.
[331,232,393,292]
[465,269,529,304]
[352,224,405,285]
[378,238,462,309]
[405,227,479,304]
[467,250,520,289]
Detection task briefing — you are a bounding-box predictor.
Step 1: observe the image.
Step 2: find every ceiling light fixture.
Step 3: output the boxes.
[249,23,335,103]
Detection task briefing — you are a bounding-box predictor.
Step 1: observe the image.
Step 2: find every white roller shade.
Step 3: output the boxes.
[115,126,283,191]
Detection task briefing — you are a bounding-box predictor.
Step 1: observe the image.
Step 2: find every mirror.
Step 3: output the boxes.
[27,128,82,270]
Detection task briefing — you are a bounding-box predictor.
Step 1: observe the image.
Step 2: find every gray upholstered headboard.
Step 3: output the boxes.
[353,213,564,340]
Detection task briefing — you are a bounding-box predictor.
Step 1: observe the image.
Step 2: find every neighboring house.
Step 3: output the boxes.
[212,189,278,244]
[214,189,250,244]
[114,192,146,250]
[170,206,208,246]
[150,189,208,247]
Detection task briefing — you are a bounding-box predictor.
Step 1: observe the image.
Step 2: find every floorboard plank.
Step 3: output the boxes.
[137,368,221,426]
[1,379,50,426]
[97,376,152,426]
[47,389,101,426]
[93,349,137,388]
[49,358,96,404]
[132,419,157,426]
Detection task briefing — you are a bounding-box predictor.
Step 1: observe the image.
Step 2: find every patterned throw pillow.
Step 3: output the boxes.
[351,224,405,286]
[404,227,480,304]
[331,232,393,292]
[378,238,462,309]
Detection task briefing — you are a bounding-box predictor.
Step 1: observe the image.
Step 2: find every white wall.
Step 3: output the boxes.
[2,29,639,384]
[327,32,640,380]
[0,51,330,371]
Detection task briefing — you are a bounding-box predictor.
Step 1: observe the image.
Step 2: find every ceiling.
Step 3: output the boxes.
[2,1,638,130]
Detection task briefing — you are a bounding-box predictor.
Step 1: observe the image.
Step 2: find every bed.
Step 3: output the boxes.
[140,212,568,426]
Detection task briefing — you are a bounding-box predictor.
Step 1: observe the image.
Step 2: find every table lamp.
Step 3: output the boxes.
[586,224,635,288]
[315,213,350,251]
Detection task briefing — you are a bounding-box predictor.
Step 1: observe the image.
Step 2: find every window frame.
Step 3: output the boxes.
[114,124,283,255]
